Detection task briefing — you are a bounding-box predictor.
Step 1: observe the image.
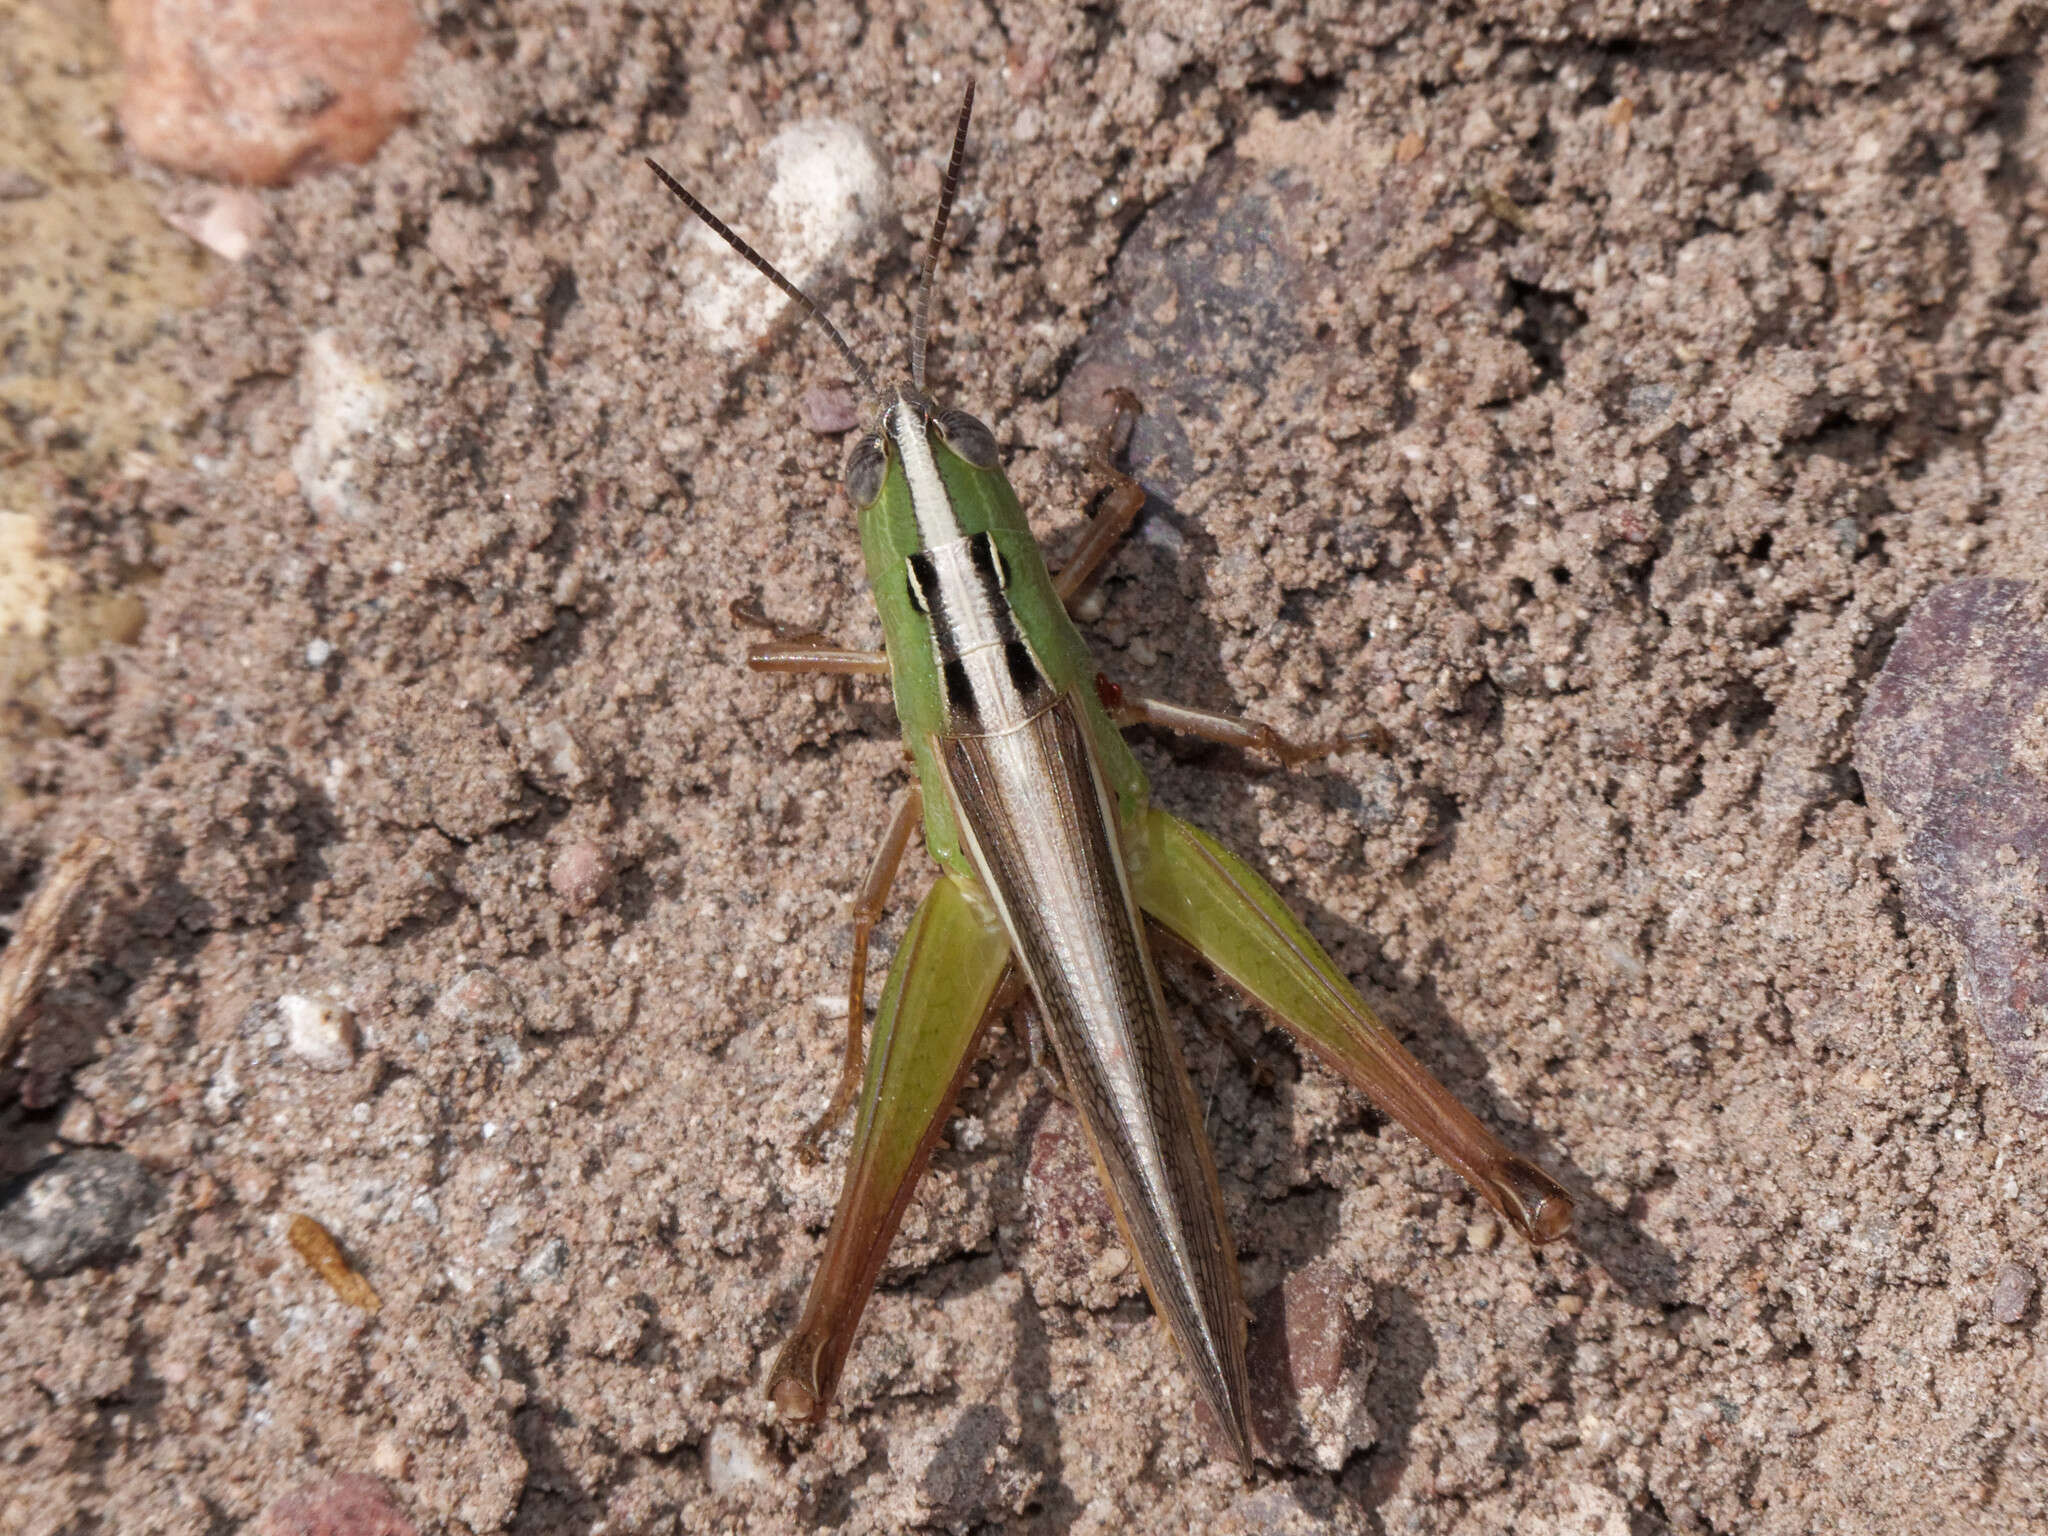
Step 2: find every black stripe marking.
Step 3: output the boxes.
[969,531,1008,590]
[942,658,976,716]
[906,551,936,615]
[1005,638,1040,695]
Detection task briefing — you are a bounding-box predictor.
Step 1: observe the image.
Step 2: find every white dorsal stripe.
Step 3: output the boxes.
[889,398,961,547]
[926,538,1006,655]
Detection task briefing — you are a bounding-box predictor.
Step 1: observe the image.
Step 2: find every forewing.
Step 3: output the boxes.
[937,695,1255,1467]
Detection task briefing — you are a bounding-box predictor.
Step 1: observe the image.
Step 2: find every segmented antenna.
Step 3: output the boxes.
[909,81,976,395]
[645,157,878,399]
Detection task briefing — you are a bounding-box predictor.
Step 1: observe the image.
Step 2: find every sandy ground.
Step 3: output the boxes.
[5,2,2048,1532]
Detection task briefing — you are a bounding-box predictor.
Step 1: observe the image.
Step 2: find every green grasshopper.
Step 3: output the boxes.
[648,84,1572,1469]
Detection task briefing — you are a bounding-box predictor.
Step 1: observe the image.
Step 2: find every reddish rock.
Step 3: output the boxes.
[801,384,862,436]
[1247,1260,1378,1471]
[1019,1099,1134,1310]
[256,1474,417,1536]
[112,0,420,186]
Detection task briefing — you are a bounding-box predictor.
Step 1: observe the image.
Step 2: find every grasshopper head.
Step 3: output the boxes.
[842,396,999,513]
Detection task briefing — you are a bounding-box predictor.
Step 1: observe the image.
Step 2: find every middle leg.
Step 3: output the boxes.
[731,597,888,676]
[1101,683,1392,766]
[1057,396,1391,766]
[798,784,925,1162]
[1054,388,1151,605]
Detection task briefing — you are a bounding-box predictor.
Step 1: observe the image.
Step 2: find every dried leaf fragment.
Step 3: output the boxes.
[1474,184,1536,234]
[288,1213,382,1312]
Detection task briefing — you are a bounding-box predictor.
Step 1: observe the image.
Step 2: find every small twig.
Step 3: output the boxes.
[0,833,110,1071]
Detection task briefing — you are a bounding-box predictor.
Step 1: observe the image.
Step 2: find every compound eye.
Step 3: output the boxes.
[935,407,1000,469]
[843,435,887,508]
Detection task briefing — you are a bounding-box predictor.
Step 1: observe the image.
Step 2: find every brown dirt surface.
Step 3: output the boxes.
[5,3,2048,1533]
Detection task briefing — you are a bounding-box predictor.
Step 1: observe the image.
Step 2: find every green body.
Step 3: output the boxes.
[768,430,1572,1435]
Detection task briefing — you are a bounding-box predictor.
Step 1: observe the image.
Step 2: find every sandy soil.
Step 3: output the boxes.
[5,2,2048,1532]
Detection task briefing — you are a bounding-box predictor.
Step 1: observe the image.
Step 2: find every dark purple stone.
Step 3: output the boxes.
[1857,577,2048,1114]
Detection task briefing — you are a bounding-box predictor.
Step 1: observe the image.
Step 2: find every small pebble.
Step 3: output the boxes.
[281,993,359,1071]
[304,638,334,667]
[1460,106,1500,149]
[160,186,268,260]
[293,329,397,520]
[55,1098,104,1145]
[370,1437,410,1480]
[435,967,518,1028]
[1556,1293,1586,1316]
[1465,1215,1500,1252]
[519,1236,569,1285]
[1991,1261,2037,1325]
[1246,1259,1377,1471]
[1088,1245,1131,1284]
[801,383,861,435]
[532,718,593,792]
[549,841,615,914]
[0,1151,161,1277]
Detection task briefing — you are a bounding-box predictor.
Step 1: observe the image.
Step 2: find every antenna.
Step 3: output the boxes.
[645,157,878,399]
[909,81,976,394]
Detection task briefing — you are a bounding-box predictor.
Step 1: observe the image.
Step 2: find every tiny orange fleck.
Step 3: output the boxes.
[1394,130,1426,164]
[1606,96,1636,128]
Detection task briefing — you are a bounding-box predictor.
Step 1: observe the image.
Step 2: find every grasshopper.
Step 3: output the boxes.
[648,84,1572,1469]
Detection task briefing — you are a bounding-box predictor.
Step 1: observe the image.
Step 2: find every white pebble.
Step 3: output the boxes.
[679,119,887,353]
[371,1436,409,1479]
[280,993,359,1071]
[292,329,397,519]
[303,638,333,667]
[705,1422,773,1493]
